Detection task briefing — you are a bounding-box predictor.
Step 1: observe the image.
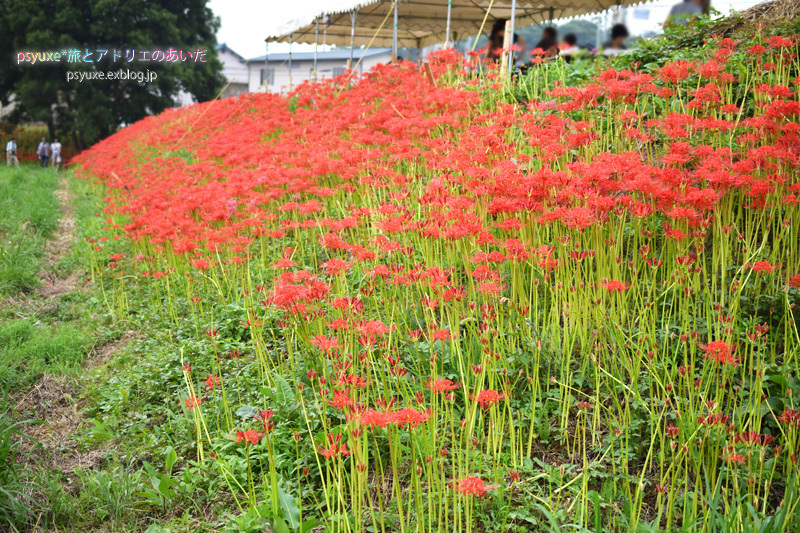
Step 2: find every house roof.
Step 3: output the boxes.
[215,43,246,62]
[249,47,392,63]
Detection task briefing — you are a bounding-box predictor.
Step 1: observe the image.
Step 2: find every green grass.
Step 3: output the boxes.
[0,165,60,295]
[0,318,94,392]
[0,168,124,533]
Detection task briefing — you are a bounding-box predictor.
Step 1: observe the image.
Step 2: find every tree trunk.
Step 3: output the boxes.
[71,130,81,154]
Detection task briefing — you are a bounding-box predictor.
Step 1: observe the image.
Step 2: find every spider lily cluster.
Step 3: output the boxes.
[74,33,800,532]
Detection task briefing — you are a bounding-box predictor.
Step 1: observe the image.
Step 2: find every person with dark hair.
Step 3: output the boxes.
[603,24,629,57]
[560,33,580,61]
[532,26,559,59]
[487,18,507,62]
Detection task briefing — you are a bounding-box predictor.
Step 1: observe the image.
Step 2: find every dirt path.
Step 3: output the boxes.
[13,174,132,474]
[38,174,81,299]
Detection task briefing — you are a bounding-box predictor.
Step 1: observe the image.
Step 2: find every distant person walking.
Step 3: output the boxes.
[665,0,703,27]
[37,137,50,168]
[6,137,19,167]
[51,138,62,171]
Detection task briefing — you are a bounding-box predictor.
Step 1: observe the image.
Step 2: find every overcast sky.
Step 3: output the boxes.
[209,0,763,60]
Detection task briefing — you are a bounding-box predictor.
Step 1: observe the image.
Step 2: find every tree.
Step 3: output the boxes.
[0,0,224,148]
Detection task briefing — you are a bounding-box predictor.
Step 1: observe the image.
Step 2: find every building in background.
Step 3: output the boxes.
[216,43,250,97]
[247,48,392,94]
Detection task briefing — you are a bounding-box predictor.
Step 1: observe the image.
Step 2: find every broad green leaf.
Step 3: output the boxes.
[278,486,301,530]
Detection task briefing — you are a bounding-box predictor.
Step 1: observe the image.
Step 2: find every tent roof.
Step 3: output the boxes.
[266,0,642,48]
[250,48,392,63]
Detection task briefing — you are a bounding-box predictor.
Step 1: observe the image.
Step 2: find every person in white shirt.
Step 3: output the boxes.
[6,137,19,167]
[51,138,63,171]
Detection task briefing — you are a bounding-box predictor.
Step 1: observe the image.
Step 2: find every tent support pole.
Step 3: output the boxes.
[392,1,398,62]
[507,0,516,80]
[313,18,319,83]
[348,9,358,70]
[445,0,452,48]
[264,41,269,92]
[288,32,293,92]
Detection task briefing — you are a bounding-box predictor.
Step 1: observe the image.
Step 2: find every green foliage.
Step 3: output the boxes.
[0,318,93,391]
[0,390,43,532]
[0,166,59,294]
[0,0,224,146]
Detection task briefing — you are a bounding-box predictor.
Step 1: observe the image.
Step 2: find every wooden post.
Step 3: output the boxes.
[424,62,436,88]
[499,20,512,78]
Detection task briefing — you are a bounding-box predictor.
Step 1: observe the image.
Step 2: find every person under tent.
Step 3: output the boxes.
[532,26,560,59]
[486,18,508,63]
[560,33,581,62]
[602,24,629,57]
[665,0,704,27]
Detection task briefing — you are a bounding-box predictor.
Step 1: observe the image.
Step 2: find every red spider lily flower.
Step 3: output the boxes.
[778,409,800,427]
[430,329,452,342]
[256,410,275,432]
[702,341,738,366]
[424,378,462,393]
[329,388,354,411]
[789,275,800,288]
[698,412,730,426]
[734,431,775,447]
[336,373,369,388]
[310,335,339,352]
[236,429,262,446]
[206,328,219,338]
[724,452,746,465]
[604,280,630,293]
[394,407,431,428]
[185,397,204,409]
[358,409,397,429]
[318,433,351,459]
[205,375,220,390]
[273,257,295,270]
[192,258,211,270]
[453,476,499,496]
[471,389,505,409]
[750,260,780,274]
[323,258,349,276]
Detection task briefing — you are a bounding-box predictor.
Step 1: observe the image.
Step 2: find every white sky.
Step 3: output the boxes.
[209,0,763,60]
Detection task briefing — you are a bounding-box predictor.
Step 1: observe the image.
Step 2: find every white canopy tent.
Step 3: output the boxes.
[266,0,644,50]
